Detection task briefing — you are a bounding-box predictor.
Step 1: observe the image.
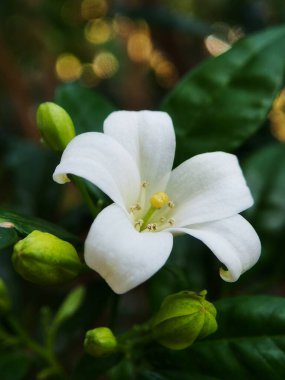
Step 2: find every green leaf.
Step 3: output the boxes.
[0,208,81,247]
[243,143,285,276]
[0,351,32,380]
[244,143,285,236]
[161,26,285,163]
[0,227,18,250]
[53,286,86,328]
[55,83,116,134]
[71,353,123,380]
[145,296,285,380]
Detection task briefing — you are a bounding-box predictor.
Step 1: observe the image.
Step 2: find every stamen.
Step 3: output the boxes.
[129,203,141,213]
[168,218,175,226]
[142,181,149,188]
[168,201,175,208]
[147,223,157,231]
[160,217,166,223]
[135,219,144,231]
[150,192,169,209]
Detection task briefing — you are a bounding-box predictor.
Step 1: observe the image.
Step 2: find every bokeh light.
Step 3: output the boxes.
[55,53,82,82]
[81,0,108,20]
[269,89,285,142]
[127,31,153,63]
[93,51,119,79]
[204,35,231,56]
[84,18,112,44]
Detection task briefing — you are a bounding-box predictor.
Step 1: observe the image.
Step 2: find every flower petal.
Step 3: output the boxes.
[166,152,253,226]
[104,111,176,194]
[53,132,141,210]
[84,203,173,294]
[169,215,261,282]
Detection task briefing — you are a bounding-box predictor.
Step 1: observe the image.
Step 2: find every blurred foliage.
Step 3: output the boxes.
[1,0,285,379]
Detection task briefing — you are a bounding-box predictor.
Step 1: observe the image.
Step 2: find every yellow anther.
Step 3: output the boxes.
[168,201,175,208]
[168,218,175,226]
[150,192,169,209]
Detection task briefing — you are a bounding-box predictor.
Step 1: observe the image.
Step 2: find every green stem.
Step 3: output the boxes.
[140,207,156,230]
[70,175,99,217]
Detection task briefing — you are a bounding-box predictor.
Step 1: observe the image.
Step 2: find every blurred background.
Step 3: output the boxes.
[0,1,285,377]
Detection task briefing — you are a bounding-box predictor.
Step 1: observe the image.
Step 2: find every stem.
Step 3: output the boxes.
[140,207,156,230]
[70,175,99,218]
[7,315,67,379]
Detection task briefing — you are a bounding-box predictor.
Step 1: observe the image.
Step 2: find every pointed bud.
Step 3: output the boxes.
[84,327,118,357]
[151,290,217,350]
[0,278,11,314]
[36,102,75,152]
[12,230,84,285]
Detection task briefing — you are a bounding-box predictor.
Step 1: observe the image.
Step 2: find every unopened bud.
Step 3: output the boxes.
[0,278,11,313]
[12,230,84,285]
[36,102,75,152]
[151,290,217,350]
[84,327,118,357]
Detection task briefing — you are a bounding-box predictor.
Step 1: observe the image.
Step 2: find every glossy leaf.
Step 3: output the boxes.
[145,296,285,380]
[0,208,81,247]
[161,26,285,163]
[55,83,116,134]
[0,227,18,250]
[243,143,285,274]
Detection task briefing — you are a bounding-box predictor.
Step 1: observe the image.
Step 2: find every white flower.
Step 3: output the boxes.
[53,111,261,294]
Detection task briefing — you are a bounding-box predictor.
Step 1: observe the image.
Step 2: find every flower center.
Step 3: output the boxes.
[130,183,175,232]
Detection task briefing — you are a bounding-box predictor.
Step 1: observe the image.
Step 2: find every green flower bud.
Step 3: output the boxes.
[84,327,118,357]
[36,102,75,152]
[12,230,84,285]
[0,278,11,314]
[151,290,217,350]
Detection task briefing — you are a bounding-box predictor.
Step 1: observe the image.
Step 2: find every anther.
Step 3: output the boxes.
[135,219,144,231]
[147,223,157,231]
[168,201,175,208]
[160,217,166,223]
[168,218,175,226]
[129,203,141,213]
[142,181,149,188]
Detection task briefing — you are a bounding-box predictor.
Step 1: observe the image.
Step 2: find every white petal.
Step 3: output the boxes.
[104,111,175,194]
[53,132,141,210]
[169,215,261,282]
[166,152,253,226]
[84,204,173,294]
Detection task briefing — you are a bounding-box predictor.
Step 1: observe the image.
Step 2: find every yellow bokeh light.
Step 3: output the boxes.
[81,0,108,20]
[204,35,231,56]
[55,53,82,82]
[127,32,153,63]
[155,60,178,88]
[85,18,112,44]
[93,52,119,79]
[269,90,285,142]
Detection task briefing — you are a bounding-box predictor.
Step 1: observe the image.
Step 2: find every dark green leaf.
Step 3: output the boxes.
[0,227,18,250]
[243,143,285,275]
[146,296,285,380]
[0,351,32,380]
[55,83,116,134]
[161,26,285,163]
[0,208,81,246]
[71,353,123,380]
